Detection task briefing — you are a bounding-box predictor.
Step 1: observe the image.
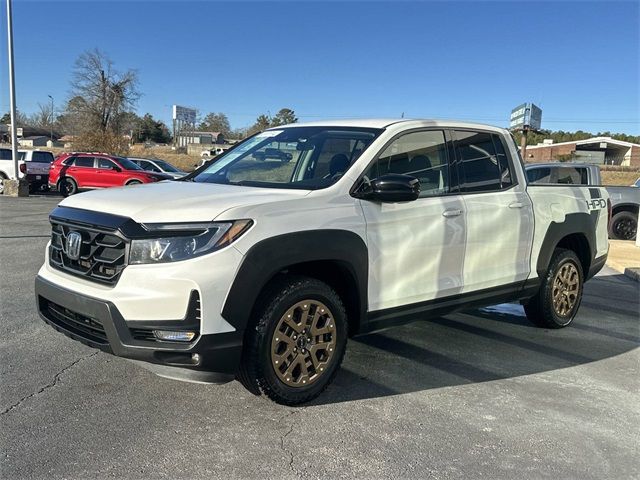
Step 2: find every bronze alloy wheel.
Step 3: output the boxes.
[552,262,580,317]
[270,299,337,388]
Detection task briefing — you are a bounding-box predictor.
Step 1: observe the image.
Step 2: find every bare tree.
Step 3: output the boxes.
[70,49,140,134]
[28,102,54,129]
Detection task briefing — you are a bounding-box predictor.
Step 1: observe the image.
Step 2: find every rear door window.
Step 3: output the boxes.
[74,157,95,168]
[454,130,514,192]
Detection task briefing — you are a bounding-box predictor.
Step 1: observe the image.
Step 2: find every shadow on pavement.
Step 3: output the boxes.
[312,272,639,405]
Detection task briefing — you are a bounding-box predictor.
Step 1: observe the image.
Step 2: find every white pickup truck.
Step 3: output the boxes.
[35,119,609,405]
[0,148,54,193]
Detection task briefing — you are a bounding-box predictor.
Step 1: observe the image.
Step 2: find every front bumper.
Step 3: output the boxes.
[35,275,243,382]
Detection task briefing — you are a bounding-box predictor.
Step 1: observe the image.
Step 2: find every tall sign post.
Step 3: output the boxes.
[172,105,197,149]
[510,103,542,160]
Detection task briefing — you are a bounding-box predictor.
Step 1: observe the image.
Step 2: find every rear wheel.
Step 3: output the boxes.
[59,177,77,197]
[609,211,637,240]
[239,275,348,405]
[524,248,584,329]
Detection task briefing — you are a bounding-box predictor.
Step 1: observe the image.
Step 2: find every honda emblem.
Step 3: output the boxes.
[66,231,82,260]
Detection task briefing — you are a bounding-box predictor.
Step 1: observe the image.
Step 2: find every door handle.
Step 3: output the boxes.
[442,209,463,218]
[509,202,525,209]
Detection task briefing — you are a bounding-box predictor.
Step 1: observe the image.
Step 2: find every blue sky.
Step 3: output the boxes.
[1,0,639,134]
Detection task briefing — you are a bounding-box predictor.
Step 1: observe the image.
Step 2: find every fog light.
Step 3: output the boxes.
[153,330,197,342]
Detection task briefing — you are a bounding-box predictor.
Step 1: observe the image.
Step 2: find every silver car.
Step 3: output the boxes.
[129,157,187,179]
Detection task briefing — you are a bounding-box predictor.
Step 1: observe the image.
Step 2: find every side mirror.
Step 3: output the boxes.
[111,165,121,172]
[353,174,420,202]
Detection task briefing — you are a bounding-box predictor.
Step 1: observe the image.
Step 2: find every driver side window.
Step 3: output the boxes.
[364,130,450,197]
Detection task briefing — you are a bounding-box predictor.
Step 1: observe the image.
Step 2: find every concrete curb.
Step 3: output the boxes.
[623,267,639,282]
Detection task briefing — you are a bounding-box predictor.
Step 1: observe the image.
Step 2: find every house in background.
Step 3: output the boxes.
[19,136,49,147]
[175,131,225,148]
[524,136,640,166]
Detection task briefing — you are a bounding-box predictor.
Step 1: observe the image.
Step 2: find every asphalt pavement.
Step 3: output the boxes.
[1,195,638,479]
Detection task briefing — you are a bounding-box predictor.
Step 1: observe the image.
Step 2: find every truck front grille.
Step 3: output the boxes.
[49,221,128,285]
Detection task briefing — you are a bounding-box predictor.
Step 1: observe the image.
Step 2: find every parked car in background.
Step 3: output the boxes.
[525,162,639,240]
[0,148,55,194]
[253,147,293,162]
[49,153,172,197]
[0,147,20,194]
[19,150,55,192]
[129,157,187,179]
[201,147,229,158]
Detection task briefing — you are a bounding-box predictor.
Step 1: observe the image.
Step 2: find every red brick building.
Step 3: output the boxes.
[523,137,640,167]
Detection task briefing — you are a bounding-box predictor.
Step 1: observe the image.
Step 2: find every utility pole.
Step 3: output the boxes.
[6,0,19,178]
[520,126,528,160]
[48,94,54,146]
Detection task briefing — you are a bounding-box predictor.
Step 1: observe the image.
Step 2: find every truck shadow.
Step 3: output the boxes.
[311,272,639,405]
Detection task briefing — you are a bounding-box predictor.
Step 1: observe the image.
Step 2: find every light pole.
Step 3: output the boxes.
[47,94,53,145]
[6,0,19,179]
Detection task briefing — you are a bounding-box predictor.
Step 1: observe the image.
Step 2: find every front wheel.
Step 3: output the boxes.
[609,211,637,240]
[239,275,348,405]
[524,248,584,329]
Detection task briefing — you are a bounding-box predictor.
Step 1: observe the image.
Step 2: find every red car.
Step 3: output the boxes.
[49,153,172,196]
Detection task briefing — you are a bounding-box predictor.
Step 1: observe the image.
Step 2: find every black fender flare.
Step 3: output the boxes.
[536,212,597,278]
[221,229,368,333]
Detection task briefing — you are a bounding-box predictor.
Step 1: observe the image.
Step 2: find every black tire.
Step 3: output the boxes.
[239,275,348,405]
[609,210,637,241]
[126,180,142,186]
[59,177,77,197]
[524,248,584,329]
[0,173,7,195]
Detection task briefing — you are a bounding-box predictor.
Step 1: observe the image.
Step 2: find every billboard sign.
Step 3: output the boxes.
[172,105,197,124]
[509,103,542,130]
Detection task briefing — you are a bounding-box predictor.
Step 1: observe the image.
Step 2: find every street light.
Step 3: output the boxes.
[6,0,19,179]
[47,94,53,145]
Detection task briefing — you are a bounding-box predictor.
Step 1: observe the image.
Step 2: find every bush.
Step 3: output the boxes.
[72,131,130,156]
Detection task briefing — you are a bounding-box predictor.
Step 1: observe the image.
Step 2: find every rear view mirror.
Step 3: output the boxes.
[353,174,420,202]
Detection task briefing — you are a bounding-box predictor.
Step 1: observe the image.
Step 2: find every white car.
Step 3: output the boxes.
[128,157,187,179]
[35,119,609,405]
[0,148,54,193]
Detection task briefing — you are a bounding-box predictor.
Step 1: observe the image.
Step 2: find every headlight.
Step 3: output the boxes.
[129,219,253,264]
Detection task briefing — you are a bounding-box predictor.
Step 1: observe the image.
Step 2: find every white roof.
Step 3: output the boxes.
[527,136,639,150]
[269,118,506,132]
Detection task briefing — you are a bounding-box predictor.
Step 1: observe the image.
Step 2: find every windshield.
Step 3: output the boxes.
[115,157,143,170]
[154,159,182,172]
[192,126,382,189]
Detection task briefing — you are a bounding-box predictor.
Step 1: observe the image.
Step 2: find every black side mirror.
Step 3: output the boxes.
[353,174,420,202]
[112,165,121,172]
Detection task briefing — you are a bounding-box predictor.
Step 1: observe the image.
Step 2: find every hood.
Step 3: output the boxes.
[142,171,174,181]
[164,171,187,179]
[58,181,310,223]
